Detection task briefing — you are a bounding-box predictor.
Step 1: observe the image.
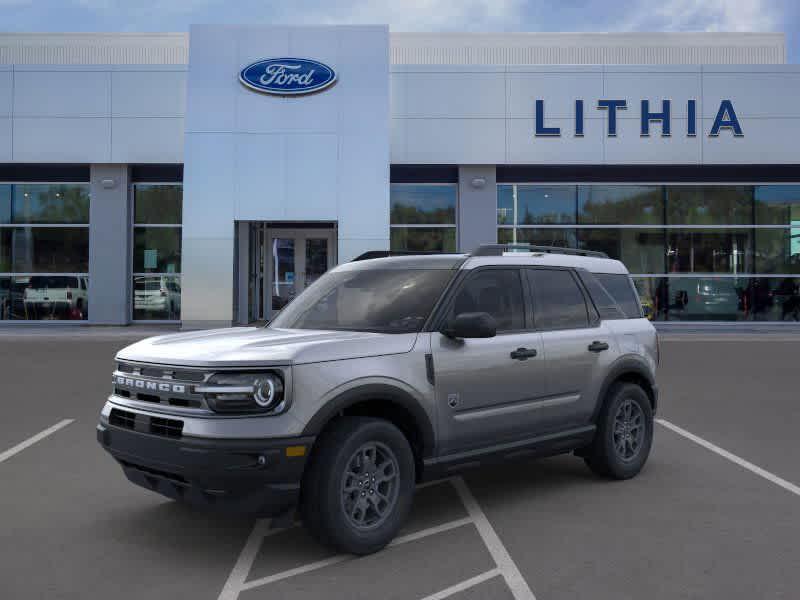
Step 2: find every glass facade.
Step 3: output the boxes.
[579,185,663,225]
[390,184,457,252]
[132,184,182,320]
[0,183,90,321]
[498,184,800,321]
[2,176,795,325]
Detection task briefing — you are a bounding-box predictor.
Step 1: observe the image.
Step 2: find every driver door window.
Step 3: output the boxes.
[448,269,525,332]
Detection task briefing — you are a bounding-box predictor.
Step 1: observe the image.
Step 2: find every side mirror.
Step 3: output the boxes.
[442,312,497,339]
[641,304,654,320]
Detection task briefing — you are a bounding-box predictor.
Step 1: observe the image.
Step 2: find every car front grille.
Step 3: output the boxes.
[113,387,204,409]
[109,407,184,439]
[149,416,184,439]
[109,408,136,430]
[112,361,210,412]
[118,362,205,382]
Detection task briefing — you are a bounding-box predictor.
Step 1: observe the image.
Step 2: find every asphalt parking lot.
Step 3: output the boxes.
[1,328,799,600]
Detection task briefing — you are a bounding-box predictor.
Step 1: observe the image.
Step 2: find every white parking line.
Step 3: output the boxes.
[240,553,351,591]
[418,569,501,600]
[451,476,537,600]
[416,476,456,490]
[389,516,472,546]
[218,519,285,600]
[238,516,473,592]
[219,477,536,600]
[656,418,800,498]
[0,419,75,464]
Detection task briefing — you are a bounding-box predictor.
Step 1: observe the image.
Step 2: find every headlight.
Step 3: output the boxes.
[196,372,286,414]
[253,377,280,407]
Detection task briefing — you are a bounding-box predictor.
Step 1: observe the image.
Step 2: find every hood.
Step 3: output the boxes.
[116,327,418,367]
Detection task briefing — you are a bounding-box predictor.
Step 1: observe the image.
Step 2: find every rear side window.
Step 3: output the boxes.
[578,271,626,320]
[527,269,589,330]
[594,273,643,318]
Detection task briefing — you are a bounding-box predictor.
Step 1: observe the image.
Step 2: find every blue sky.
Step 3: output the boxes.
[1,0,798,62]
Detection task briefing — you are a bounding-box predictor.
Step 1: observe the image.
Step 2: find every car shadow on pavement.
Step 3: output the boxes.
[103,498,257,555]
[463,453,601,493]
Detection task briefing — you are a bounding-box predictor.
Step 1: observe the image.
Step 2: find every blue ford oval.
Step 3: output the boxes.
[239,58,337,96]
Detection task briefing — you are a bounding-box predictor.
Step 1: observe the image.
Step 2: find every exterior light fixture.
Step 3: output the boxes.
[470,177,486,189]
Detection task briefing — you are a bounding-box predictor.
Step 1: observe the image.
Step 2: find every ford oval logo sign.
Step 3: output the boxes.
[239,58,337,96]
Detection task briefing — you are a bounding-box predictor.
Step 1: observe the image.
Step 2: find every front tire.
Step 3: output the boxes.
[301,417,415,555]
[584,382,653,479]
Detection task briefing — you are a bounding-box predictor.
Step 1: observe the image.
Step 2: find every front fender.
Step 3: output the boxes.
[301,379,436,458]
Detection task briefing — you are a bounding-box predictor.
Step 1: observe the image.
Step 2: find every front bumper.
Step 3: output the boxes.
[97,420,314,516]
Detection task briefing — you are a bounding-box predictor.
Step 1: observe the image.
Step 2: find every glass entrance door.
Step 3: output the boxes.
[265,228,336,320]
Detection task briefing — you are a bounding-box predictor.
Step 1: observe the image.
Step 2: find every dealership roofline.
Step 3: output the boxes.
[0,30,786,65]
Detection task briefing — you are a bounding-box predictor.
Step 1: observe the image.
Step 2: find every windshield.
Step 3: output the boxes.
[269,268,455,333]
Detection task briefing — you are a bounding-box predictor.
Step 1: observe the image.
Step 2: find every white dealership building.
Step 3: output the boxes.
[0,28,799,327]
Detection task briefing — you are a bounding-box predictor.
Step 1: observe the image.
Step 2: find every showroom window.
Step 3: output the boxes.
[390,184,457,252]
[0,183,90,321]
[497,183,800,321]
[132,184,182,321]
[579,185,663,225]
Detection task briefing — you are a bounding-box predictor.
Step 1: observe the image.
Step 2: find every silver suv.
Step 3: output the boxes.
[97,244,658,555]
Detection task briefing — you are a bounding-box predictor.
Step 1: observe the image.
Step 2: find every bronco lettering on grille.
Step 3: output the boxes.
[115,375,185,394]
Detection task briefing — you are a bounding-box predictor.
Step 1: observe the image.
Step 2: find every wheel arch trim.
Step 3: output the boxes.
[301,382,436,459]
[592,356,657,421]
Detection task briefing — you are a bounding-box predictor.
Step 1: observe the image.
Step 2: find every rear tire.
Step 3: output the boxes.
[301,417,415,555]
[584,383,653,479]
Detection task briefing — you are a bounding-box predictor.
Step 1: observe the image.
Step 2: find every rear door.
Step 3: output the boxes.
[525,268,618,430]
[431,267,548,454]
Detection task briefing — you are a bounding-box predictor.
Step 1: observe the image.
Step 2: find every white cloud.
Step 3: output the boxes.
[4,0,786,37]
[285,0,524,31]
[622,0,780,32]
[63,0,524,33]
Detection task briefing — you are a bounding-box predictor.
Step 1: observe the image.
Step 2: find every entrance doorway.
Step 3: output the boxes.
[247,224,337,323]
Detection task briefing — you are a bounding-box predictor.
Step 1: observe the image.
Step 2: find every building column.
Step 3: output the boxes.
[88,164,131,325]
[235,221,249,325]
[457,166,497,253]
[180,136,236,330]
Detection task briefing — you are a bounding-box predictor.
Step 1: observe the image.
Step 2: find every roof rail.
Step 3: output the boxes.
[471,244,608,258]
[351,250,444,262]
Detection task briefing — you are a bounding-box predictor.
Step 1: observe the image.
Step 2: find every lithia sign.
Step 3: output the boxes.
[535,99,743,138]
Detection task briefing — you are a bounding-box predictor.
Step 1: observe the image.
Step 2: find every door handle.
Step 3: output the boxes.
[510,347,538,360]
[588,341,609,352]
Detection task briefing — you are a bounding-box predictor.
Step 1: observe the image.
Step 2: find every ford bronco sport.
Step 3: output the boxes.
[98,244,658,555]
